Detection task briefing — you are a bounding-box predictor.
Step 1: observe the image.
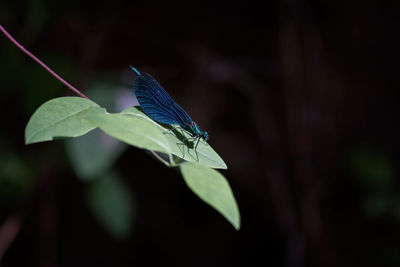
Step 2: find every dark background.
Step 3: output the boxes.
[1,0,400,266]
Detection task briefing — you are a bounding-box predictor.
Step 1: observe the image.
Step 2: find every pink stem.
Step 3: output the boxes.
[0,24,90,100]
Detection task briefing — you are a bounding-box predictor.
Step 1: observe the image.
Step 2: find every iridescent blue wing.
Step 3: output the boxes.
[133,70,193,127]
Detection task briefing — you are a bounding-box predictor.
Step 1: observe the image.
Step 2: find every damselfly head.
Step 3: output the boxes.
[201,131,209,141]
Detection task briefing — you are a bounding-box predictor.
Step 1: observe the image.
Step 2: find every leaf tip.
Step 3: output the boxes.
[233,217,241,231]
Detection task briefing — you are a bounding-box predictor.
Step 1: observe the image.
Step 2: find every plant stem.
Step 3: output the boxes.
[150,150,173,167]
[0,24,90,100]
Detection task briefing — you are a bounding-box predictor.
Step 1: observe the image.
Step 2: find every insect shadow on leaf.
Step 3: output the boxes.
[163,127,199,161]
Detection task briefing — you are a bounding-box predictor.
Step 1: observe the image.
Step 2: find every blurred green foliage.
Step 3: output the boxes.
[65,85,133,238]
[85,171,134,239]
[0,153,33,207]
[66,129,126,181]
[350,146,394,190]
[349,145,398,219]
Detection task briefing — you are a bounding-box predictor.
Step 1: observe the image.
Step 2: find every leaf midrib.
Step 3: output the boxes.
[96,113,171,153]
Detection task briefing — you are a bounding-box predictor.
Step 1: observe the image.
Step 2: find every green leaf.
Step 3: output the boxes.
[66,129,127,181]
[25,97,104,144]
[25,97,226,169]
[180,162,240,230]
[86,171,135,239]
[121,107,227,169]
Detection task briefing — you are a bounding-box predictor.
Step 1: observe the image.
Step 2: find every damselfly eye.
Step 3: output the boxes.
[203,131,209,141]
